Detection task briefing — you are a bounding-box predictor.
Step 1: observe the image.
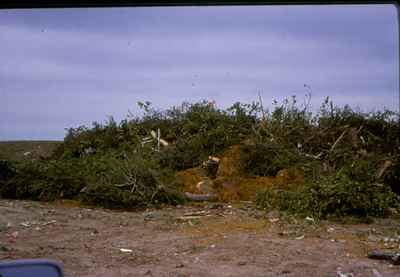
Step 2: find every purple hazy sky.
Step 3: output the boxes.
[0,4,398,140]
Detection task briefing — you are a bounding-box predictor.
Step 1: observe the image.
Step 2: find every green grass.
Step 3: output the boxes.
[0,141,61,161]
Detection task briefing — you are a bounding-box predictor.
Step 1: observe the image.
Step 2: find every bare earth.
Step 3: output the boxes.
[1,199,400,277]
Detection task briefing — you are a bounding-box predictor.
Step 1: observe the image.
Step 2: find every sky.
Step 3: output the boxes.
[0,4,398,140]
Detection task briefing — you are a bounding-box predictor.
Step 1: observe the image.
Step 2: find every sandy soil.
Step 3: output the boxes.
[1,199,400,277]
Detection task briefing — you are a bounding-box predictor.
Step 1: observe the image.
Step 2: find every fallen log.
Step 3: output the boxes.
[184,192,217,201]
[368,250,400,265]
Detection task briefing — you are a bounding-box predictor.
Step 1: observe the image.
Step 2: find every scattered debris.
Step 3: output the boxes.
[183,211,209,217]
[143,269,153,276]
[90,229,99,235]
[278,230,296,237]
[20,222,31,227]
[143,213,156,221]
[372,268,383,277]
[367,235,381,243]
[336,270,354,277]
[17,220,57,229]
[11,231,19,239]
[305,216,314,223]
[177,216,202,221]
[119,248,133,253]
[295,235,305,240]
[42,220,57,226]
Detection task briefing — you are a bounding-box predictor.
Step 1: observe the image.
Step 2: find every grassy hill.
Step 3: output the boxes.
[0,140,61,161]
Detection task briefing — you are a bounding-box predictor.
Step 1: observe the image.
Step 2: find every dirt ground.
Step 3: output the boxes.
[1,199,400,277]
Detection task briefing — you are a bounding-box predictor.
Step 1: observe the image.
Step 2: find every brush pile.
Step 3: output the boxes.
[0,97,399,218]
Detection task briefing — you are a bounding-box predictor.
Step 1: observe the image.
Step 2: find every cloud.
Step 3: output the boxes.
[0,4,397,140]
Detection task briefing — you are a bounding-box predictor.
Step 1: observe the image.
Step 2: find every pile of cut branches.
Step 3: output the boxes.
[0,97,398,215]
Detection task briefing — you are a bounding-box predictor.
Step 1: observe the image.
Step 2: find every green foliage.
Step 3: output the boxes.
[0,149,184,208]
[0,159,85,201]
[2,97,399,214]
[241,96,399,180]
[154,100,258,170]
[156,136,208,170]
[241,142,302,176]
[0,160,16,181]
[79,150,184,208]
[256,170,400,219]
[384,155,400,195]
[239,96,315,177]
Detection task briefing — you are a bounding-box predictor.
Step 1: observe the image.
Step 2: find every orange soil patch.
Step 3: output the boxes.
[177,144,305,202]
[216,144,243,177]
[176,167,207,194]
[214,144,300,201]
[179,214,269,238]
[214,176,276,202]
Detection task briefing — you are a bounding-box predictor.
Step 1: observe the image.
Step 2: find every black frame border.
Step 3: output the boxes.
[0,0,398,9]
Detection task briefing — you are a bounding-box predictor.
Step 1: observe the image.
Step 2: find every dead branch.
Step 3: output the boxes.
[258,91,266,121]
[114,183,131,188]
[330,129,348,153]
[376,160,393,179]
[303,152,324,160]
